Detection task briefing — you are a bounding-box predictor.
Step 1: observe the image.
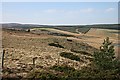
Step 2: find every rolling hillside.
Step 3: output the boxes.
[1,23,120,79]
[2,28,98,78]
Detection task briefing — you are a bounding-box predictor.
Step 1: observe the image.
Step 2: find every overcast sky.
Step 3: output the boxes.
[2,2,118,25]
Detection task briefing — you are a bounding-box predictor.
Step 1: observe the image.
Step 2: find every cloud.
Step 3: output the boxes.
[43,9,65,13]
[43,9,57,13]
[80,8,94,13]
[43,8,95,14]
[105,8,115,12]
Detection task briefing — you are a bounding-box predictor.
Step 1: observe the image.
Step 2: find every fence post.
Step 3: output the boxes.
[33,57,37,69]
[2,50,5,69]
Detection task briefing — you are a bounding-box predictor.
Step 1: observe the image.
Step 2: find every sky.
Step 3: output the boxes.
[1,0,119,2]
[1,2,118,25]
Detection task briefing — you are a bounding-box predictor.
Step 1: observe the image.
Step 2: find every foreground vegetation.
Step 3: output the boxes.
[27,37,120,79]
[60,52,80,61]
[2,27,119,79]
[27,64,120,80]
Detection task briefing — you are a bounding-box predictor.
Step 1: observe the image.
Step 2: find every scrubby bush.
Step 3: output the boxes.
[48,33,75,37]
[60,52,80,61]
[50,65,75,74]
[27,70,62,80]
[74,65,120,79]
[27,29,30,32]
[49,43,64,48]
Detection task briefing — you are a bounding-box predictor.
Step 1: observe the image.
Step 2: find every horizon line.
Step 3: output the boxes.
[0,22,118,26]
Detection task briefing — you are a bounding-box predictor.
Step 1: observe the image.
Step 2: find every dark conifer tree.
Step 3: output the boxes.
[93,37,115,70]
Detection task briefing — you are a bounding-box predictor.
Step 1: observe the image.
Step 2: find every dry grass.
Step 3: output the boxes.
[2,28,119,78]
[2,29,95,70]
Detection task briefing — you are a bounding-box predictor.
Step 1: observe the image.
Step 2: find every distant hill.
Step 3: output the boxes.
[1,23,52,29]
[86,24,120,30]
[1,23,120,30]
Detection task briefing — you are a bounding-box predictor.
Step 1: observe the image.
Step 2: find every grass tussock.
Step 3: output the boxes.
[60,52,80,61]
[48,43,64,48]
[71,49,92,56]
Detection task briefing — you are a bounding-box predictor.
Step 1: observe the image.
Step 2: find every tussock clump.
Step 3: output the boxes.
[48,43,64,48]
[71,49,92,56]
[50,65,75,73]
[60,52,80,61]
